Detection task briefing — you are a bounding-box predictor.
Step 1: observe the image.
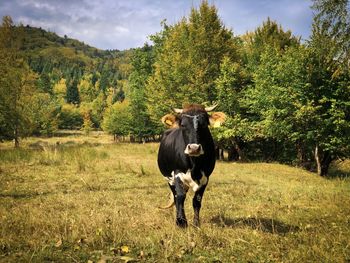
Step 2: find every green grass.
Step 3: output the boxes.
[0,133,350,262]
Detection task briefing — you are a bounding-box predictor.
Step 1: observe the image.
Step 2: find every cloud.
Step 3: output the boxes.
[0,0,313,50]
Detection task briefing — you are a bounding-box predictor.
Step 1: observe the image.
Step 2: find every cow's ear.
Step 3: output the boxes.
[209,112,226,127]
[161,114,179,128]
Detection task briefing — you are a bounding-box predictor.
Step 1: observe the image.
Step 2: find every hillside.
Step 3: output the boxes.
[14,24,133,86]
[18,25,127,61]
[7,25,135,131]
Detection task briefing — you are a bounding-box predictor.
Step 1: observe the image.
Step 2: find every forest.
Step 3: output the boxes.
[0,0,349,177]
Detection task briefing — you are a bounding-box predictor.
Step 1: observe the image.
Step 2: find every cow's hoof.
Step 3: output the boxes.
[176,218,188,228]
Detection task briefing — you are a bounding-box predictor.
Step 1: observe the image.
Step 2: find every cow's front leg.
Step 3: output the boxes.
[174,176,188,228]
[193,183,207,227]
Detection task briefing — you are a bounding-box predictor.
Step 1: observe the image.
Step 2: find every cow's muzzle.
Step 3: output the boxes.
[184,144,204,156]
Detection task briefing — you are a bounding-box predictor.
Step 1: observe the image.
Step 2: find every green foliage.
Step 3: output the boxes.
[244,46,309,141]
[0,16,38,146]
[29,93,60,136]
[78,74,98,103]
[147,1,238,121]
[58,104,83,129]
[66,78,80,105]
[215,56,248,116]
[102,101,131,136]
[129,44,160,138]
[311,0,350,66]
[242,17,300,70]
[91,92,107,128]
[37,72,52,94]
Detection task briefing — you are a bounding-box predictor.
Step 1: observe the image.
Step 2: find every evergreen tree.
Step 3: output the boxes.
[66,78,80,104]
[38,72,52,94]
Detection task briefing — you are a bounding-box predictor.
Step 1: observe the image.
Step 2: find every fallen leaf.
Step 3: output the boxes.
[55,239,62,248]
[121,245,129,254]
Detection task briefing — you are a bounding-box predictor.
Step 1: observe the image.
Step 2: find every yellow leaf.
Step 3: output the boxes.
[55,239,62,248]
[121,245,129,254]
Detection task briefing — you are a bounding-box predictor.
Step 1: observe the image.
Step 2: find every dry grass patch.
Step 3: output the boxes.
[0,133,350,262]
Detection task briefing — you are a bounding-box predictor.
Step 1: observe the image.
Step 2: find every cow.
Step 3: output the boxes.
[158,103,225,227]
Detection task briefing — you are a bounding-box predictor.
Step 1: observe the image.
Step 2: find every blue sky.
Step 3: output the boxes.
[0,0,314,50]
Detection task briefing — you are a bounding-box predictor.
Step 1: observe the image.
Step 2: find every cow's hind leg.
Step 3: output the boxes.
[193,184,207,227]
[174,176,188,228]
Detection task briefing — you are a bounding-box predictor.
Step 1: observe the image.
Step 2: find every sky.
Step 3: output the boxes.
[0,0,314,50]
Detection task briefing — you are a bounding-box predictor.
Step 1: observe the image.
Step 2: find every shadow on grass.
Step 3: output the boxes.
[0,184,167,200]
[327,168,349,179]
[0,191,52,199]
[211,215,300,235]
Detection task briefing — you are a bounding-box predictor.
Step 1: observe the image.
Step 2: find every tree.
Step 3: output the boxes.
[311,0,350,67]
[53,78,67,103]
[305,0,350,176]
[29,93,60,136]
[128,44,159,140]
[102,101,131,138]
[242,17,300,70]
[37,72,52,94]
[146,1,238,122]
[66,78,80,104]
[81,110,93,135]
[243,45,315,163]
[78,74,98,103]
[0,16,37,146]
[212,56,250,160]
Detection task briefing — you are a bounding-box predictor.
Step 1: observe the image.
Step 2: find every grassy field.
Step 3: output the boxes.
[0,132,350,262]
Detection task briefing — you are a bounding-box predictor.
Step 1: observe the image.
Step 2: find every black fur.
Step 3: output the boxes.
[157,106,216,227]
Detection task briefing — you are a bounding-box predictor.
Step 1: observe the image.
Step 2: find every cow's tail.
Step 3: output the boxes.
[158,193,175,209]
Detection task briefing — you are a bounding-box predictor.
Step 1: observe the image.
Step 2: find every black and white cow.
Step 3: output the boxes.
[158,104,225,227]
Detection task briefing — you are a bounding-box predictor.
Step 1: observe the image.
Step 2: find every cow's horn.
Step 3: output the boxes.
[205,104,218,112]
[158,194,175,209]
[173,108,183,114]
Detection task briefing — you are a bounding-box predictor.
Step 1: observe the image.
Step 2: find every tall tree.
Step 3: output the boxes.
[306,0,350,176]
[242,17,300,71]
[66,78,80,105]
[146,1,238,121]
[128,44,159,140]
[0,16,37,146]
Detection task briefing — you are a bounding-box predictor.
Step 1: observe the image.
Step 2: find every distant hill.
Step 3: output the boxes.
[14,25,133,80]
[18,25,120,59]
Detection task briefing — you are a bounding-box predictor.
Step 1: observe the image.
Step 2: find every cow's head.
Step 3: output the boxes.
[161,104,226,156]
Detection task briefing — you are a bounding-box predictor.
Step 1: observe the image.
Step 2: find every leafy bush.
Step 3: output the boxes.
[58,103,83,129]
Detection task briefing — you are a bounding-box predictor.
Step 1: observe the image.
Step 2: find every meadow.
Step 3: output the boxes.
[0,132,349,262]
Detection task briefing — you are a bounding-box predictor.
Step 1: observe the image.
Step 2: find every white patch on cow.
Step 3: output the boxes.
[165,170,208,192]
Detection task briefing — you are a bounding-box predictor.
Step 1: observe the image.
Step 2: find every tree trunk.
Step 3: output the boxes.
[296,140,307,164]
[314,145,322,175]
[227,146,239,161]
[14,127,19,148]
[314,145,332,176]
